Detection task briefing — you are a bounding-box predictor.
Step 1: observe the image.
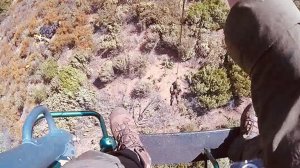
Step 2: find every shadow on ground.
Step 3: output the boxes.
[93,78,107,90]
[182,92,208,116]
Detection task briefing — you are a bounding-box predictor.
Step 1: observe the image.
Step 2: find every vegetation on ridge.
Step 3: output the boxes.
[191,65,232,110]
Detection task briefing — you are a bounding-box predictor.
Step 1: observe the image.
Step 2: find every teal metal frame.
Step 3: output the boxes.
[36,111,117,152]
[0,106,75,168]
[204,148,219,168]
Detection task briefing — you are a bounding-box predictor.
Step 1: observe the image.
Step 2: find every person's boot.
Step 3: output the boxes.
[110,108,151,168]
[228,103,260,161]
[240,103,259,139]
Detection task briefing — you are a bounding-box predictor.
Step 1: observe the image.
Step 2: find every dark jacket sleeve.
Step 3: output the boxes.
[225,0,300,167]
[225,0,300,75]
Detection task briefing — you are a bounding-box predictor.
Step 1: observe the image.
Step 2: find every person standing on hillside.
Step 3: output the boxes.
[170,79,182,106]
[225,0,300,167]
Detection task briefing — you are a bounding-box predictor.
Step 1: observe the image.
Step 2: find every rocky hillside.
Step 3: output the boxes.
[0,0,255,161]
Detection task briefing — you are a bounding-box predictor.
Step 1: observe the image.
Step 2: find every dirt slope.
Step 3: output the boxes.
[0,0,248,156]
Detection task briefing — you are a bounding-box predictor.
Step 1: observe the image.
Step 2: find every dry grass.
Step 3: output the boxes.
[35,0,94,52]
[2,0,115,147]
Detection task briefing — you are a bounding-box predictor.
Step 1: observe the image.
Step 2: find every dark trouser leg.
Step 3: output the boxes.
[175,94,179,104]
[170,95,174,106]
[111,149,143,168]
[228,135,262,162]
[63,150,143,168]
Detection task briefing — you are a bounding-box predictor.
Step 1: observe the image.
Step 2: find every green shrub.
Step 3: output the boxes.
[98,61,115,83]
[13,91,25,111]
[155,27,181,59]
[0,0,12,13]
[228,64,251,98]
[96,34,121,53]
[149,24,172,36]
[131,82,151,99]
[94,6,121,52]
[154,25,196,62]
[218,117,240,129]
[93,1,122,55]
[187,0,228,30]
[70,50,91,76]
[112,54,148,78]
[41,58,58,82]
[96,1,120,33]
[157,31,179,54]
[58,66,86,96]
[224,56,251,98]
[140,31,160,53]
[44,93,79,111]
[177,37,196,61]
[33,87,48,104]
[70,51,91,68]
[135,2,160,28]
[135,0,180,29]
[191,65,232,109]
[180,123,198,132]
[75,88,97,110]
[126,54,148,78]
[112,55,128,74]
[49,76,60,93]
[135,1,196,62]
[161,58,174,69]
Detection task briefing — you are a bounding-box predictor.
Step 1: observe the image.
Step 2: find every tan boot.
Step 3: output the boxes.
[240,103,259,139]
[110,107,151,168]
[228,103,261,161]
